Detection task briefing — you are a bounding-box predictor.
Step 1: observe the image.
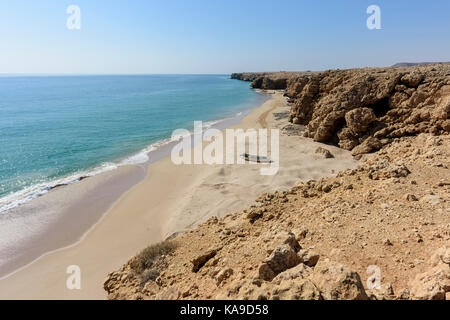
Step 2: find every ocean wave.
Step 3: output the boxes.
[0,162,118,214]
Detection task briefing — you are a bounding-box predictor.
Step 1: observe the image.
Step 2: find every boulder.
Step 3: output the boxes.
[315,147,334,159]
[352,137,383,155]
[191,247,220,272]
[366,283,396,300]
[216,268,234,286]
[345,108,376,134]
[274,231,302,252]
[258,245,301,281]
[297,249,320,267]
[271,279,322,300]
[153,287,180,300]
[272,263,313,284]
[401,72,424,87]
[232,277,321,300]
[142,280,160,296]
[409,246,450,300]
[310,259,368,300]
[409,265,450,300]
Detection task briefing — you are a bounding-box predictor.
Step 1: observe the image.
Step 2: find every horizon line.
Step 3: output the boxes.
[2,61,450,77]
[0,73,235,77]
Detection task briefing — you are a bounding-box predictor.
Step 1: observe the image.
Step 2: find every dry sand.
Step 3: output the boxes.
[0,91,358,299]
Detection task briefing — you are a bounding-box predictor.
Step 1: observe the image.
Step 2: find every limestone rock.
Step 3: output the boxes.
[272,263,313,284]
[345,108,376,134]
[285,64,450,153]
[272,231,302,252]
[154,287,180,300]
[409,246,450,300]
[310,259,368,300]
[315,147,334,159]
[216,268,234,286]
[192,247,220,272]
[401,72,424,87]
[271,279,322,300]
[258,245,301,281]
[420,194,442,206]
[366,283,396,300]
[409,265,450,300]
[352,137,383,155]
[297,249,320,267]
[142,280,160,296]
[258,262,276,281]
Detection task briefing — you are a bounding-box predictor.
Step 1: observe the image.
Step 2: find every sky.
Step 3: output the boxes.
[0,0,449,74]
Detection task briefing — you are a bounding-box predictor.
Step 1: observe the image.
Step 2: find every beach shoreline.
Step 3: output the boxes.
[0,90,358,299]
[0,90,270,281]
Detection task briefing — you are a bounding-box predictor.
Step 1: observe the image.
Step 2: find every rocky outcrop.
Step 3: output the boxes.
[288,65,450,154]
[258,245,301,281]
[392,62,450,67]
[235,64,450,155]
[310,259,368,300]
[231,72,314,90]
[409,246,450,300]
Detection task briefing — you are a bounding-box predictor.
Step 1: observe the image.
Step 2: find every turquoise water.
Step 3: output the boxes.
[0,75,263,212]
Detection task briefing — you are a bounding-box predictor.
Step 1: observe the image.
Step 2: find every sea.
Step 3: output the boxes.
[0,74,265,213]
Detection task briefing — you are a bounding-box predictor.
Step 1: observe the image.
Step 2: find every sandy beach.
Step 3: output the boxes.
[0,91,358,299]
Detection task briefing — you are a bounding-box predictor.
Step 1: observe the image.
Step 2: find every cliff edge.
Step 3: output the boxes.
[234,64,450,157]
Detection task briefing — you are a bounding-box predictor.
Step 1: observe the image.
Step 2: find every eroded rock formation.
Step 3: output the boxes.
[235,64,450,155]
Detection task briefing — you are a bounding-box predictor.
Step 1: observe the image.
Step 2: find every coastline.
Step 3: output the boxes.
[0,90,358,299]
[0,92,269,280]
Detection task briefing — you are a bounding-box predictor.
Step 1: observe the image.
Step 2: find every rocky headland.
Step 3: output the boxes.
[234,64,450,157]
[105,64,449,300]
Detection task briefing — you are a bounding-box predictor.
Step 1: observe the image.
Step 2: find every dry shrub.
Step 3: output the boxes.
[132,240,177,274]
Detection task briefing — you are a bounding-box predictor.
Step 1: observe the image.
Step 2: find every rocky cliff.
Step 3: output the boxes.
[392,62,450,67]
[235,65,450,156]
[231,71,313,90]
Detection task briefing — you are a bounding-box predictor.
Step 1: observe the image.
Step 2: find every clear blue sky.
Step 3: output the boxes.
[1,0,449,74]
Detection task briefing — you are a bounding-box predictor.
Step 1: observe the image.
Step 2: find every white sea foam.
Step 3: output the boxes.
[0,137,176,213]
[0,162,118,214]
[118,145,157,165]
